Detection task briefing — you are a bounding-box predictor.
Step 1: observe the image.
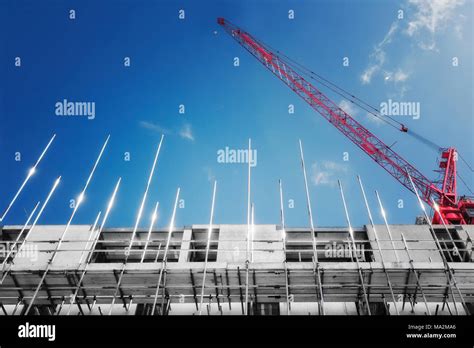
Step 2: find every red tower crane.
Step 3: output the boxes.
[217,18,474,225]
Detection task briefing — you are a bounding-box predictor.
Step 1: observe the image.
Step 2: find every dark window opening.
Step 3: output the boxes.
[93,231,183,263]
[135,303,162,315]
[0,228,27,263]
[285,230,373,262]
[434,228,469,262]
[189,229,219,262]
[252,302,280,316]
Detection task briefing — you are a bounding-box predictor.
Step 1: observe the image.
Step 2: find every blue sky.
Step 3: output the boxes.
[1,0,472,229]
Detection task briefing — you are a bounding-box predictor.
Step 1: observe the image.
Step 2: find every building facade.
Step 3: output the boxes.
[0,224,473,316]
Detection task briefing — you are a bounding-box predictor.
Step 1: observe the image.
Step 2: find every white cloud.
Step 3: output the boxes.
[140,121,195,142]
[380,21,399,46]
[139,121,170,134]
[360,0,464,87]
[360,22,398,85]
[338,100,358,116]
[393,69,409,82]
[179,123,195,141]
[405,0,465,50]
[311,161,348,187]
[383,69,410,83]
[361,65,378,85]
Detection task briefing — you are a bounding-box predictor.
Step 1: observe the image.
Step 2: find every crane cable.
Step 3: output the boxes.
[459,152,474,172]
[224,21,474,179]
[274,49,401,129]
[273,48,444,151]
[457,173,474,195]
[283,56,400,129]
[255,37,403,127]
[457,153,474,195]
[286,50,474,186]
[241,27,445,151]
[260,34,474,193]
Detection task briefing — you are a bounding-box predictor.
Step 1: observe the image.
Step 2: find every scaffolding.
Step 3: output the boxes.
[0,222,473,316]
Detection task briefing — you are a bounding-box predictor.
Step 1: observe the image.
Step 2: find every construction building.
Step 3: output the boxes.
[0,223,473,316]
[0,18,472,318]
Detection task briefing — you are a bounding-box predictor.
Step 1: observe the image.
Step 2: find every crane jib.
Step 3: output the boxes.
[217,17,474,225]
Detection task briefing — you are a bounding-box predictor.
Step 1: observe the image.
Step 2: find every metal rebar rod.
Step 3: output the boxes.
[246,139,251,261]
[248,203,258,308]
[1,177,61,285]
[225,268,232,310]
[12,299,22,316]
[126,135,164,261]
[251,203,255,262]
[1,134,56,222]
[67,178,121,315]
[190,269,199,311]
[126,295,133,312]
[245,259,250,315]
[56,297,65,316]
[279,179,291,315]
[154,243,162,263]
[237,267,244,314]
[0,303,7,315]
[78,211,102,265]
[53,135,110,263]
[68,224,98,313]
[444,296,453,315]
[244,139,252,316]
[375,191,400,262]
[251,269,258,313]
[160,267,168,315]
[357,176,399,315]
[214,270,223,315]
[407,173,469,315]
[141,202,160,263]
[338,180,371,316]
[299,140,325,315]
[430,198,462,262]
[89,296,97,314]
[25,264,52,315]
[151,187,180,316]
[164,296,171,315]
[401,233,431,315]
[25,136,110,315]
[108,266,126,315]
[199,181,217,315]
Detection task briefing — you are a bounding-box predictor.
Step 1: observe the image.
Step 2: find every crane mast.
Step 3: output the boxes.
[217,18,474,225]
